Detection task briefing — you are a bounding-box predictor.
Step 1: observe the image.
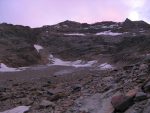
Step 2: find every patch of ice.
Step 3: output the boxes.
[48,54,97,67]
[34,44,43,53]
[99,63,114,70]
[0,106,30,113]
[95,31,122,36]
[64,33,85,36]
[0,63,23,72]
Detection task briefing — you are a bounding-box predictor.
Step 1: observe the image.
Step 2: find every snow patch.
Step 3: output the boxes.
[34,44,43,52]
[99,63,114,70]
[101,24,118,29]
[0,63,23,72]
[63,25,69,28]
[64,33,85,36]
[48,54,97,67]
[0,106,30,113]
[96,31,122,36]
[132,33,136,36]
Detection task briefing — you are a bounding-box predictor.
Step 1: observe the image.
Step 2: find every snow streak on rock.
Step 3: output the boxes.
[64,33,85,36]
[99,63,114,70]
[34,44,43,53]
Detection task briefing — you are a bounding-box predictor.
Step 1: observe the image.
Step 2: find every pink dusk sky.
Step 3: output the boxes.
[0,0,150,27]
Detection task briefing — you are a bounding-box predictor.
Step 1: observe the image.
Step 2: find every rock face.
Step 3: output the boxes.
[0,23,40,67]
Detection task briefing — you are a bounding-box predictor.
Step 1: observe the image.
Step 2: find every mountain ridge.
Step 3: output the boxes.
[0,18,150,67]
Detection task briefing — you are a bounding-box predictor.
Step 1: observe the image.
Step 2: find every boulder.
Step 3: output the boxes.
[111,94,134,112]
[134,92,147,102]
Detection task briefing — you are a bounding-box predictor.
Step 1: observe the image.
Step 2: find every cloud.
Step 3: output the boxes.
[0,0,149,27]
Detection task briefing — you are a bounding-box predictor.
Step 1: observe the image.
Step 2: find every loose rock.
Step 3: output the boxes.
[39,100,55,109]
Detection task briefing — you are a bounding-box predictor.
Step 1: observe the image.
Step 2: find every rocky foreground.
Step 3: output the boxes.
[0,58,150,113]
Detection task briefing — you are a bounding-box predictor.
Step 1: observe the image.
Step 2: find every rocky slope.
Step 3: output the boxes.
[0,18,150,67]
[0,18,150,113]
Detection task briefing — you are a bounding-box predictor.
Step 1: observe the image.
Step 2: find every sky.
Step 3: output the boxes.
[0,0,150,27]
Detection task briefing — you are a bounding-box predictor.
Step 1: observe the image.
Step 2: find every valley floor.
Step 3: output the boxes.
[0,63,150,113]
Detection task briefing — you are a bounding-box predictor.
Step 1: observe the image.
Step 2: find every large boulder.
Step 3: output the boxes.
[111,94,134,112]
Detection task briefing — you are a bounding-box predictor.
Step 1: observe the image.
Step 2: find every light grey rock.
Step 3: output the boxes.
[21,98,33,105]
[39,100,55,109]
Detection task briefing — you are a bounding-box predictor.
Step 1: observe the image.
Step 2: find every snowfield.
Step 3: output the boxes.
[34,44,43,52]
[0,106,30,113]
[48,54,97,67]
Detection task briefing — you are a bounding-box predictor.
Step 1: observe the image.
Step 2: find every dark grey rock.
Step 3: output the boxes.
[0,86,6,92]
[134,92,147,102]
[71,84,82,93]
[143,81,150,92]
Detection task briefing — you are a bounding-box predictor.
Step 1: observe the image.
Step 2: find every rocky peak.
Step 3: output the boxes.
[122,18,150,29]
[122,18,135,28]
